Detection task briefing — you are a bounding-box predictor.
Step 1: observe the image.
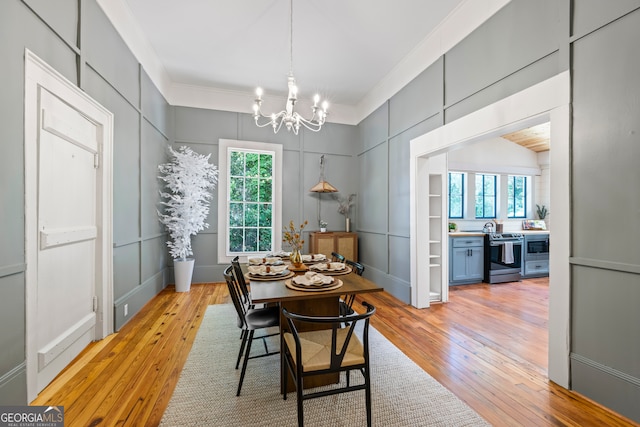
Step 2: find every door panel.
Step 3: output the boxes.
[35,89,98,392]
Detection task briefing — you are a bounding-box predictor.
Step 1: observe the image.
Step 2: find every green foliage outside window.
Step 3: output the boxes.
[228,149,274,253]
[448,172,464,218]
[507,175,527,218]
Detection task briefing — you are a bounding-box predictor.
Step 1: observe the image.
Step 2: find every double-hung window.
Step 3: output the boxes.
[218,139,282,263]
[475,174,496,218]
[507,175,527,218]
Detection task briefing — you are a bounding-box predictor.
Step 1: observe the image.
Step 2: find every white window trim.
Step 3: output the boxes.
[217,139,282,264]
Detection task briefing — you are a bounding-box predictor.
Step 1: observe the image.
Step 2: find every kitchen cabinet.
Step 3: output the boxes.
[450,236,484,284]
[524,260,549,276]
[309,232,358,261]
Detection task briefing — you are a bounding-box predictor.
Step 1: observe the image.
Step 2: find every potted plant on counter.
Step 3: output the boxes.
[158,146,218,292]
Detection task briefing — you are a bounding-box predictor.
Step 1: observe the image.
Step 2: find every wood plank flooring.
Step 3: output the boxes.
[32,279,639,426]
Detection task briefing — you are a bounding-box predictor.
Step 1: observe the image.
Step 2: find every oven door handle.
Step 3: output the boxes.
[489,240,522,246]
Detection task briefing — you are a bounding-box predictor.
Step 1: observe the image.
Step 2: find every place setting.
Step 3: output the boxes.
[245,264,294,281]
[285,271,343,292]
[301,253,327,263]
[308,261,352,276]
[247,256,284,266]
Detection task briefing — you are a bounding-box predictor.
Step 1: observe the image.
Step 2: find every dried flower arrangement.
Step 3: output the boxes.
[333,193,356,219]
[283,220,308,251]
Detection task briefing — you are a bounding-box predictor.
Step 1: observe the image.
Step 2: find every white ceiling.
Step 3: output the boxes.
[100,0,508,124]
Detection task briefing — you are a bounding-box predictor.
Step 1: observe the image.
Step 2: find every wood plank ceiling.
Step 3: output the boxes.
[501,122,550,152]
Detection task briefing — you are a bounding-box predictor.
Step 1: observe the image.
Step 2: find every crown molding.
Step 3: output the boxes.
[97,0,511,126]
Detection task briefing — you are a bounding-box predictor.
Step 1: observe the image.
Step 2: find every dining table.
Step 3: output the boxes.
[246,261,384,392]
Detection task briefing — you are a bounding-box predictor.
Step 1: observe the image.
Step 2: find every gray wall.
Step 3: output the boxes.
[172,107,359,283]
[569,0,640,420]
[1,0,639,422]
[356,0,639,421]
[0,0,169,402]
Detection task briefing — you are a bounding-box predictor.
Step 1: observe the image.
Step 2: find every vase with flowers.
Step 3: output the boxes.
[283,220,308,268]
[333,193,356,232]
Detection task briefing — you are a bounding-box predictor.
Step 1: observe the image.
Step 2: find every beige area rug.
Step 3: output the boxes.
[160,304,490,426]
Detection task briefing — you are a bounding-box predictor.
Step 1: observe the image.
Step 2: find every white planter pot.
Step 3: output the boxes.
[174,258,195,292]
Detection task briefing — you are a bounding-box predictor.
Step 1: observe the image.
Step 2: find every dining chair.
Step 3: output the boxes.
[281,302,376,427]
[231,256,252,307]
[345,259,365,276]
[223,265,280,396]
[331,251,345,262]
[339,260,365,317]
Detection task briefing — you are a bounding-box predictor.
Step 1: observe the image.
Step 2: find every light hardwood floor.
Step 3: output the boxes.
[33,279,639,426]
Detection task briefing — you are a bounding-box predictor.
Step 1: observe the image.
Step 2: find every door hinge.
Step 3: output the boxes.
[93,296,98,312]
[94,153,100,169]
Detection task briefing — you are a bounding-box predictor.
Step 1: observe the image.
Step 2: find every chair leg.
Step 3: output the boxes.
[296,374,304,427]
[237,330,254,396]
[364,366,372,427]
[236,330,248,369]
[282,335,288,400]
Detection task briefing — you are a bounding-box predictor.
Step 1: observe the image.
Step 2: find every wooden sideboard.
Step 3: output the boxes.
[309,232,358,261]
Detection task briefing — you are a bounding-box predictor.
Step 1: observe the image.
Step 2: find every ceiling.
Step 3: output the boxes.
[501,122,551,152]
[115,0,466,111]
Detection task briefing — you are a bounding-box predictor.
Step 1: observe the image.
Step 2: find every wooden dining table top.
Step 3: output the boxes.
[248,268,384,304]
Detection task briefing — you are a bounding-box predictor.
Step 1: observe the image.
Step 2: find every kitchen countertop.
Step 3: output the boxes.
[449,230,550,236]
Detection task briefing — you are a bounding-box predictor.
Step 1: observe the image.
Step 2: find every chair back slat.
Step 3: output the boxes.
[223,265,248,328]
[345,259,364,276]
[231,256,251,305]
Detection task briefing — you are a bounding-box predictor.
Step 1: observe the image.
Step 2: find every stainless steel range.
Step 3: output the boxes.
[484,233,524,284]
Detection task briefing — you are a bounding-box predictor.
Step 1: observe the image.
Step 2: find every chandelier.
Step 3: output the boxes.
[252,0,328,135]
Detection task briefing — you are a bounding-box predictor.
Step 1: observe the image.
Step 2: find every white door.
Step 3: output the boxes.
[35,89,99,391]
[25,50,114,400]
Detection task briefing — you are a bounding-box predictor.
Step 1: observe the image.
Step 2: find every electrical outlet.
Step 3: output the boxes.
[124,304,128,317]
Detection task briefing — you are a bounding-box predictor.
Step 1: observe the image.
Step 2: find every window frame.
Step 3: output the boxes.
[475,173,497,219]
[217,139,282,263]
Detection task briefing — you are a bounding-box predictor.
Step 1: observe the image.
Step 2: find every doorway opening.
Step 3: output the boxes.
[410,71,571,388]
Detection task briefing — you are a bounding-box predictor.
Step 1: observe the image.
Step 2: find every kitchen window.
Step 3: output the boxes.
[475,174,496,218]
[448,172,464,218]
[507,175,527,218]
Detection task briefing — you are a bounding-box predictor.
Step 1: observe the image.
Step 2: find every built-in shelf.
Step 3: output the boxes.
[428,172,444,305]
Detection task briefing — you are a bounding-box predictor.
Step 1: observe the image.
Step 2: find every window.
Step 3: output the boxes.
[448,172,464,218]
[218,139,282,263]
[228,150,274,253]
[507,175,527,218]
[475,174,496,218]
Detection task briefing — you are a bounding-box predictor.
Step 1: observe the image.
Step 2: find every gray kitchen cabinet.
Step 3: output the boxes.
[450,236,484,284]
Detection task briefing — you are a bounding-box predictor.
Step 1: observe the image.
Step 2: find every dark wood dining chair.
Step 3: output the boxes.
[281,302,376,427]
[231,256,252,307]
[345,259,364,276]
[223,265,280,396]
[331,251,345,262]
[340,260,365,317]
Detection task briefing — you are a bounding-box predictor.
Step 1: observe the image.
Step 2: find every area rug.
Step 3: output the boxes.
[160,304,489,426]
